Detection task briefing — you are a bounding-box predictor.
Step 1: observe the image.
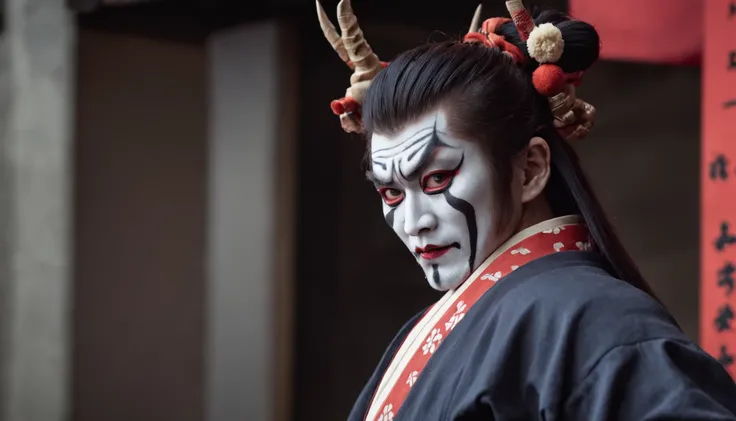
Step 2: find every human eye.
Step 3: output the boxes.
[377,187,405,206]
[421,170,454,194]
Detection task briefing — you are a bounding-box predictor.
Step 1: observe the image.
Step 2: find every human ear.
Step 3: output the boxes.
[519,136,551,204]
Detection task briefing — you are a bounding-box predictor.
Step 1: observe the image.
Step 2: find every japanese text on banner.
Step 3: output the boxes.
[701,0,736,378]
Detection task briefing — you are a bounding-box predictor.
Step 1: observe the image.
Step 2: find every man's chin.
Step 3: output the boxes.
[421,263,470,291]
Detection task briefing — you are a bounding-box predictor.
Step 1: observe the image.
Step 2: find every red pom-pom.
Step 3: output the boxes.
[532,64,566,96]
[342,97,360,114]
[330,100,345,115]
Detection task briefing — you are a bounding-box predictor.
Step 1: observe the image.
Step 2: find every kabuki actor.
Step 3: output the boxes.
[316,1,736,420]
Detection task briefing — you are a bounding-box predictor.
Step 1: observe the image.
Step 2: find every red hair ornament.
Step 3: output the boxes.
[526,22,567,96]
[507,0,569,97]
[465,2,572,97]
[466,2,597,140]
[463,14,526,64]
[533,64,566,96]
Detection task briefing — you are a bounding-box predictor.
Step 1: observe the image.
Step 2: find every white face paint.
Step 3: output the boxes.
[369,111,498,291]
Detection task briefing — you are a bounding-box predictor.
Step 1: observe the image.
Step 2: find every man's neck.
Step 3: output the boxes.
[515,197,555,233]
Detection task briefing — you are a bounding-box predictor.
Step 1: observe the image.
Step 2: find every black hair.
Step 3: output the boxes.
[361,9,660,300]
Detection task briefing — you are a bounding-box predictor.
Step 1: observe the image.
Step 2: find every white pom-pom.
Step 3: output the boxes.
[526,23,564,63]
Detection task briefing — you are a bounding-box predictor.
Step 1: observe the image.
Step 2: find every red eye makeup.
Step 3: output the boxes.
[378,187,405,206]
[422,170,455,194]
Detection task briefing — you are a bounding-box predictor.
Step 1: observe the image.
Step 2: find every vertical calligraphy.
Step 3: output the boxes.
[718,261,735,294]
[710,154,729,180]
[701,0,736,379]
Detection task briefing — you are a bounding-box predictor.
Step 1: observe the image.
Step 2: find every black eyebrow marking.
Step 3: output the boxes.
[371,127,434,155]
[372,134,433,160]
[408,124,442,162]
[371,160,387,170]
[373,129,456,160]
[398,123,451,181]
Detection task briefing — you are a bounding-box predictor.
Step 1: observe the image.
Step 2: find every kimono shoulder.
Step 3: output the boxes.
[427,251,736,420]
[348,252,736,420]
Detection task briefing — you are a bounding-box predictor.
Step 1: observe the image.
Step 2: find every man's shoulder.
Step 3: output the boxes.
[494,251,673,325]
[466,252,689,376]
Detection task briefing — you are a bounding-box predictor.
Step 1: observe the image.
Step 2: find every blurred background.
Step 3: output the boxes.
[0,0,716,420]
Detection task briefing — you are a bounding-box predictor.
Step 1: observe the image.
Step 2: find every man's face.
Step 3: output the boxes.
[369,111,499,291]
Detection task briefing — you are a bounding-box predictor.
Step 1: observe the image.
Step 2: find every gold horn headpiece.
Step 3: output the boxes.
[315,0,386,133]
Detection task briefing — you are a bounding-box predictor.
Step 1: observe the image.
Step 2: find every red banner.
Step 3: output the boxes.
[570,0,702,65]
[700,0,736,378]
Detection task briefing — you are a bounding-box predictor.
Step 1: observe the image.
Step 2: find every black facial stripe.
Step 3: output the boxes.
[432,264,440,286]
[443,191,478,271]
[385,207,396,227]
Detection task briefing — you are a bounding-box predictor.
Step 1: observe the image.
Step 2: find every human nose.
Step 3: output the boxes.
[403,193,437,236]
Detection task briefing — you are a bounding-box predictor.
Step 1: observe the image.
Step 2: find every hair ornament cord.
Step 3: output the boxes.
[463,17,526,64]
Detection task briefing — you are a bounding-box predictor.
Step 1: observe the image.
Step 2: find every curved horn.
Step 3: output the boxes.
[505,0,535,41]
[336,0,383,84]
[469,4,483,33]
[316,0,354,69]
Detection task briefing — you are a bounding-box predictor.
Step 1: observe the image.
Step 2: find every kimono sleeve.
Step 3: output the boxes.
[563,338,736,420]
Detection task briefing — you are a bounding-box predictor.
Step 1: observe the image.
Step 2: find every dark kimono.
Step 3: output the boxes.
[349,251,736,420]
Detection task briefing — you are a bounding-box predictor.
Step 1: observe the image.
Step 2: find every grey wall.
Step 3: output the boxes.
[0,23,10,421]
[74,29,207,421]
[207,23,275,421]
[0,0,75,420]
[206,21,297,421]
